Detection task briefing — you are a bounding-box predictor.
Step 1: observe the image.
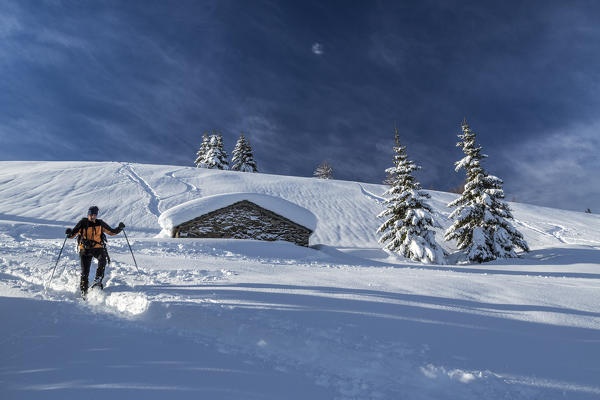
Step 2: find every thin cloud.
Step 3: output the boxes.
[502,122,600,211]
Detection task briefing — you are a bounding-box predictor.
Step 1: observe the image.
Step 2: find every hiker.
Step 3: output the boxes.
[66,206,125,298]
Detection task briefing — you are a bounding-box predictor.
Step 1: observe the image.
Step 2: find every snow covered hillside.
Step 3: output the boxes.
[1,161,599,399]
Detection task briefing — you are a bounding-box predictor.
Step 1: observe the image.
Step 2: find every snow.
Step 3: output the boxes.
[158,192,318,235]
[1,161,600,399]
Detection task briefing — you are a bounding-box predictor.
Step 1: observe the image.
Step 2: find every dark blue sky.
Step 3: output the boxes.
[1,0,599,211]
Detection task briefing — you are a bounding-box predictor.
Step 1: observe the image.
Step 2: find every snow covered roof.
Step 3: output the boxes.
[158,192,318,232]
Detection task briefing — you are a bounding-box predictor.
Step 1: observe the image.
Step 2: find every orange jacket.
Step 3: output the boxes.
[68,218,121,250]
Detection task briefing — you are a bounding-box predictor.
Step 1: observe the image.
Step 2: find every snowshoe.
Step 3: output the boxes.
[90,281,103,290]
[81,290,87,301]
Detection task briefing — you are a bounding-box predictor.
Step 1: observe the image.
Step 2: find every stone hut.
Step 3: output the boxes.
[158,193,317,247]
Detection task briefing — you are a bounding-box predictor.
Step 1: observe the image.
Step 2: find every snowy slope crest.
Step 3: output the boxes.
[1,161,598,250]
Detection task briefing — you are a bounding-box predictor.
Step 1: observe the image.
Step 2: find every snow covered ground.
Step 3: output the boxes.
[1,161,599,399]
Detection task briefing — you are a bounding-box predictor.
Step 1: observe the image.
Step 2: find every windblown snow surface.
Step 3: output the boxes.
[1,161,599,400]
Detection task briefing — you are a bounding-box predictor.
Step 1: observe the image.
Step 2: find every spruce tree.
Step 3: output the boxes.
[445,119,529,263]
[216,133,229,169]
[231,133,258,172]
[194,132,210,168]
[314,161,333,179]
[377,130,445,264]
[202,132,229,170]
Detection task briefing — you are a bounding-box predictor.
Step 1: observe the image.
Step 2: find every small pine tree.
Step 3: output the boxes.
[194,132,210,168]
[314,161,333,179]
[231,133,258,172]
[448,181,466,194]
[377,130,445,264]
[203,132,229,170]
[445,119,529,263]
[216,133,229,169]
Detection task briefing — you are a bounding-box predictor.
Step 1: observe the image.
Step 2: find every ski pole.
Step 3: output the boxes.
[122,229,142,277]
[46,235,68,292]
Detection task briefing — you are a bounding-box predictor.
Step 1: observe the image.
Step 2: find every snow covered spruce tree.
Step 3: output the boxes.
[314,161,333,179]
[377,130,445,264]
[194,132,210,168]
[202,132,229,170]
[445,119,529,263]
[216,133,229,169]
[231,133,258,172]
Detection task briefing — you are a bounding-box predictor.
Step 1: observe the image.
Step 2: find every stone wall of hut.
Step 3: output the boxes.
[172,200,312,246]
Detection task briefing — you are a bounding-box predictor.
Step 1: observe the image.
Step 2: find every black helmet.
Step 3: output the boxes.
[88,206,99,216]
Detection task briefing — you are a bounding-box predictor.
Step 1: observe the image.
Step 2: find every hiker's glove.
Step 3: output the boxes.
[65,228,72,235]
[118,222,125,229]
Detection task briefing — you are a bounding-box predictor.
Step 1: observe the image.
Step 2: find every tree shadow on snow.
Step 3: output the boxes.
[11,277,599,399]
[105,281,600,398]
[314,245,600,279]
